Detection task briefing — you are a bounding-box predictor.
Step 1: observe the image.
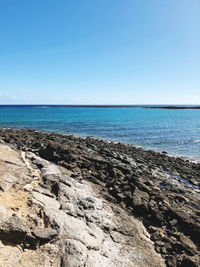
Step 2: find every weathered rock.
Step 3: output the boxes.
[61,239,88,267]
[0,129,199,266]
[33,228,57,243]
[132,187,149,214]
[0,205,27,243]
[178,234,197,251]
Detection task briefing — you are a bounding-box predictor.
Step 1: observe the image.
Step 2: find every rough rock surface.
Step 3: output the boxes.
[0,142,164,266]
[0,128,199,266]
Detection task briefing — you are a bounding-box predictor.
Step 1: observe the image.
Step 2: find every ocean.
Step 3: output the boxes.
[0,105,200,160]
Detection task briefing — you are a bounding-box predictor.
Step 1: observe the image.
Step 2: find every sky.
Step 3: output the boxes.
[0,0,200,105]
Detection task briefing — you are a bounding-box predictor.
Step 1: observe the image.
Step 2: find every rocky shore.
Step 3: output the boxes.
[0,128,199,266]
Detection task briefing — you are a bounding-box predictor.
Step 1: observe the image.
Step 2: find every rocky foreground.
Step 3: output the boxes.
[0,129,199,267]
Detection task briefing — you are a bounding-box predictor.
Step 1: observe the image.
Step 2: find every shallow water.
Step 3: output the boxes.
[0,105,200,160]
[167,173,200,190]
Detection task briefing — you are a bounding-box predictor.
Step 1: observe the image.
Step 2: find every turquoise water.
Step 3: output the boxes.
[0,106,200,160]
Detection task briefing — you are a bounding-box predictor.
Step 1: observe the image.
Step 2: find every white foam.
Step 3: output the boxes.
[192,140,200,143]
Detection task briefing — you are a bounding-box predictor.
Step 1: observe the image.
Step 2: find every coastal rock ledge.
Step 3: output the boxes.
[0,129,199,267]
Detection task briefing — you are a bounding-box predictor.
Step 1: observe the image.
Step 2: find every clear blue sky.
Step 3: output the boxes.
[1,0,200,104]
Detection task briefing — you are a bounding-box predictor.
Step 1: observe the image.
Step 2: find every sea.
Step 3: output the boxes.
[0,105,200,161]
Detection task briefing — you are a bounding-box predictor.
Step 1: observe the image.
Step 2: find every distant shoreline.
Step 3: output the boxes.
[0,105,200,109]
[144,106,200,109]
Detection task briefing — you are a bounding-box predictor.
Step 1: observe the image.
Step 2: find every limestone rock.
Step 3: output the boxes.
[33,228,58,243]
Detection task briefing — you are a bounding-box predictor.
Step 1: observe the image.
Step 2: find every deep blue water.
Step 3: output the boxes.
[0,105,200,160]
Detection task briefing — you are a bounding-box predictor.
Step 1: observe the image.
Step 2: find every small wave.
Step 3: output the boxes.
[192,140,200,143]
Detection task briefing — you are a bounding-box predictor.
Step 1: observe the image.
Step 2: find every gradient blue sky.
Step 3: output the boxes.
[1,0,200,104]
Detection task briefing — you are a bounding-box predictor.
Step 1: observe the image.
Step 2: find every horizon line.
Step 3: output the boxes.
[0,104,200,109]
[0,104,200,106]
